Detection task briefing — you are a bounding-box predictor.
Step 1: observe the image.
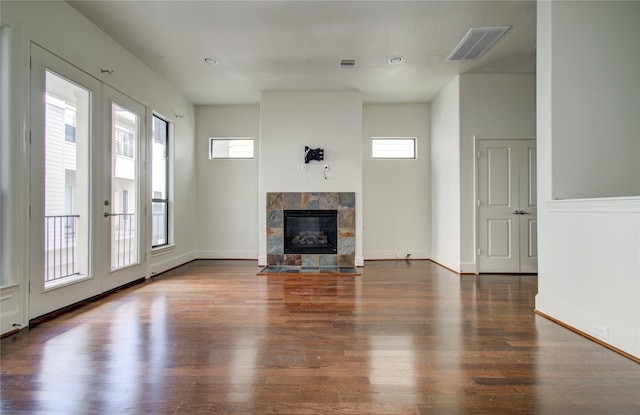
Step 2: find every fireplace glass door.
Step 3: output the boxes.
[284,210,337,254]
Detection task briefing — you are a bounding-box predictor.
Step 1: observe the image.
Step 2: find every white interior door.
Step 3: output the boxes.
[477,139,537,273]
[518,142,538,273]
[29,44,147,319]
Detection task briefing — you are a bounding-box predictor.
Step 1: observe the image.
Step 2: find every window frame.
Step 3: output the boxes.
[371,137,417,160]
[151,113,170,249]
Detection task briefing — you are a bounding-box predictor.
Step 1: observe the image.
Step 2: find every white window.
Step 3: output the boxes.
[152,114,170,248]
[115,126,134,158]
[209,137,254,159]
[371,137,416,159]
[64,107,76,143]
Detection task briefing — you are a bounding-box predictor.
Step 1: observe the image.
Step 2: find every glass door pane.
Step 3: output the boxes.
[44,70,90,288]
[110,104,139,270]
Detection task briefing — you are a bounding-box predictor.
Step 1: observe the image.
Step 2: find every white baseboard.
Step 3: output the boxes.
[150,252,197,276]
[196,250,259,260]
[363,250,429,261]
[460,261,477,274]
[536,293,639,359]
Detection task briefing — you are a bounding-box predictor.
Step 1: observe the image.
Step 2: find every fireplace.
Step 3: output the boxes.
[266,192,355,267]
[284,210,337,254]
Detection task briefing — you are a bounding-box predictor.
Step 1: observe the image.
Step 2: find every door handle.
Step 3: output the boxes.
[513,210,522,215]
[104,212,116,218]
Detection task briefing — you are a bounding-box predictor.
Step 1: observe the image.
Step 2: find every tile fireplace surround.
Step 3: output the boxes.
[266,192,355,267]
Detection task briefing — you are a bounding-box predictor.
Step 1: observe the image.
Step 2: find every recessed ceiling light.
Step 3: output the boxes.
[388,56,404,64]
[204,57,217,65]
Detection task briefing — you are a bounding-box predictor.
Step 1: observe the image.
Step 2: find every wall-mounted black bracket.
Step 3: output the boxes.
[304,146,324,164]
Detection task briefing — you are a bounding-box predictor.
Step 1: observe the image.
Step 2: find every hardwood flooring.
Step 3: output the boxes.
[1,260,638,414]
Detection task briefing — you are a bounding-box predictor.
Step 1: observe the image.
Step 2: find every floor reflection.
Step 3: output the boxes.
[38,325,92,414]
[2,260,638,414]
[368,335,417,391]
[101,299,142,414]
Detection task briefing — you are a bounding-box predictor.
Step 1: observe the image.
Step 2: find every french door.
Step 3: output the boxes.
[102,86,147,291]
[29,44,147,318]
[477,139,537,273]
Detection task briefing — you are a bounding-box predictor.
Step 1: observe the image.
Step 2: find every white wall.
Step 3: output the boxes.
[459,74,536,272]
[197,101,431,264]
[551,1,640,199]
[195,105,260,259]
[536,0,640,358]
[362,103,430,259]
[1,1,197,332]
[430,77,461,271]
[258,91,363,266]
[147,74,197,274]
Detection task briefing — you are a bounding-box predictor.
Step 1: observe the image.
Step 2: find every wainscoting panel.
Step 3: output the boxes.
[1,285,22,335]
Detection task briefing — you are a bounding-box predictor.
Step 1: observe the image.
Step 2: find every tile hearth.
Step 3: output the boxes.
[266,192,356,268]
[258,265,360,276]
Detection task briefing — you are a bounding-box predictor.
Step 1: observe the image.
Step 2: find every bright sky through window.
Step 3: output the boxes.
[372,138,416,159]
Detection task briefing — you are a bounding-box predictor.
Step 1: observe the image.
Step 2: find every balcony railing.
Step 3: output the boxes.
[111,213,137,269]
[45,214,80,282]
[44,213,140,278]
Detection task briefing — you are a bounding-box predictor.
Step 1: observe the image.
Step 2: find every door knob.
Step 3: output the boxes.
[513,210,522,215]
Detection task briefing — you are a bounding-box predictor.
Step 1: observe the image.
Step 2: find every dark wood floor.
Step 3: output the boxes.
[1,260,638,414]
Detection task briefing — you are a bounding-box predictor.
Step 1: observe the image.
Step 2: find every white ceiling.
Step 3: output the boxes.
[67,0,536,105]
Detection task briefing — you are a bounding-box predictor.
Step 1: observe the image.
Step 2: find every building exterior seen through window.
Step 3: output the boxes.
[110,103,139,270]
[43,71,90,286]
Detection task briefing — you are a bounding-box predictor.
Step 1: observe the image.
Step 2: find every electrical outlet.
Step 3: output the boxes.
[591,323,609,341]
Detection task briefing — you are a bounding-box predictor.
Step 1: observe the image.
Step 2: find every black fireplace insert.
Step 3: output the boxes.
[283,210,338,254]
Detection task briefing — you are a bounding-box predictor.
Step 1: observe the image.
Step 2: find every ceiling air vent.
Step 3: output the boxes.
[339,58,357,69]
[447,26,510,61]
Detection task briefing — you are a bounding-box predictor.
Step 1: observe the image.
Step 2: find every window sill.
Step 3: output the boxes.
[151,244,175,257]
